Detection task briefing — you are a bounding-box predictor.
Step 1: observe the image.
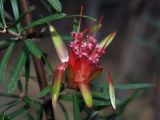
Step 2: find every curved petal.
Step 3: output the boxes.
[99,32,116,49]
[105,67,116,109]
[78,82,93,108]
[52,63,68,109]
[49,25,69,63]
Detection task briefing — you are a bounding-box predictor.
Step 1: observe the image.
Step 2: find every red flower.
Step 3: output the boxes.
[49,11,116,109]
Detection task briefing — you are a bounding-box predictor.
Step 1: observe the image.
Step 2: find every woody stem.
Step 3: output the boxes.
[19,0,55,119]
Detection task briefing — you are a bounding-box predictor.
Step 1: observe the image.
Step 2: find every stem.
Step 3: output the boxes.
[19,0,55,119]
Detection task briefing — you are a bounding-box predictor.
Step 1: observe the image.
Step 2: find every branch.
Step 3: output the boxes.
[19,0,55,119]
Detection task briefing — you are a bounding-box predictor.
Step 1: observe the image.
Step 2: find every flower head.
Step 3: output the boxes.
[50,8,116,109]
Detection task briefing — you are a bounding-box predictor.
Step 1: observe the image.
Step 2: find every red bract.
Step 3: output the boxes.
[49,10,116,109]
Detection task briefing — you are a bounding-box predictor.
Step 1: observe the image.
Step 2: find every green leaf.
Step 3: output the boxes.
[0,100,18,109]
[10,6,35,29]
[8,105,30,119]
[23,96,34,105]
[22,13,66,32]
[0,113,10,120]
[42,54,54,74]
[0,40,9,48]
[115,83,153,90]
[25,56,30,94]
[24,39,43,59]
[0,22,3,28]
[7,48,28,93]
[47,0,62,12]
[59,102,69,120]
[17,79,23,93]
[1,101,19,113]
[92,92,109,100]
[23,96,41,105]
[73,18,78,32]
[36,105,43,120]
[65,15,97,22]
[10,0,21,33]
[39,85,52,97]
[0,92,19,98]
[0,42,16,82]
[91,83,153,90]
[10,0,19,19]
[0,0,6,28]
[62,35,72,41]
[72,92,81,120]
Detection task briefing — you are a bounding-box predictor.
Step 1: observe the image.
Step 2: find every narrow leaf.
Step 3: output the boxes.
[115,83,153,90]
[0,100,18,109]
[72,92,81,120]
[10,0,21,33]
[0,42,16,82]
[0,40,9,48]
[65,15,97,22]
[0,0,6,28]
[25,56,30,94]
[7,48,28,93]
[47,0,62,12]
[22,13,66,32]
[73,18,78,32]
[8,105,30,119]
[0,92,19,98]
[24,39,43,59]
[39,85,52,97]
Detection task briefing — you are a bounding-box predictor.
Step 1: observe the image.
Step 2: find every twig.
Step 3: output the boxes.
[19,0,55,119]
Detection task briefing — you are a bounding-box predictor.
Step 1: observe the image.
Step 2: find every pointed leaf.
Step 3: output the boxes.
[24,39,43,59]
[72,92,81,120]
[73,18,78,32]
[22,13,66,32]
[39,85,52,97]
[25,56,30,94]
[0,40,9,48]
[47,0,62,12]
[10,0,21,33]
[8,105,30,119]
[0,0,6,28]
[0,42,16,82]
[115,83,153,90]
[7,48,28,93]
[0,92,19,98]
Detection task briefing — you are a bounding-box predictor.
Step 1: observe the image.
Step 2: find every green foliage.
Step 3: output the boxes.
[0,0,6,28]
[24,39,43,59]
[22,13,66,32]
[7,47,28,93]
[72,92,82,120]
[47,0,62,12]
[0,42,16,82]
